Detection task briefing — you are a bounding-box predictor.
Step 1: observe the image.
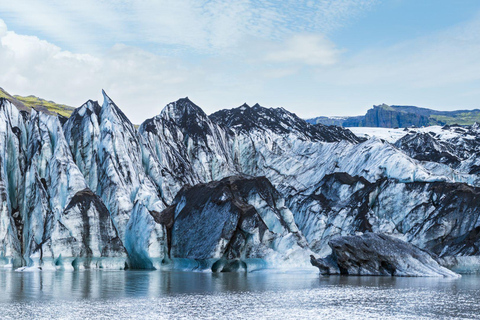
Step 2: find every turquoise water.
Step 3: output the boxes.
[0,269,479,319]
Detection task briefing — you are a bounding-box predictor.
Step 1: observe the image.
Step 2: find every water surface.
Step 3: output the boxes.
[1,269,479,319]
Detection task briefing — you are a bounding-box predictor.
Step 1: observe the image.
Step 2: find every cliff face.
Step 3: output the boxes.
[308,104,480,128]
[362,104,431,128]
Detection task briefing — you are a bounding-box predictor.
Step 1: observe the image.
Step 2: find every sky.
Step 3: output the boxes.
[0,0,480,123]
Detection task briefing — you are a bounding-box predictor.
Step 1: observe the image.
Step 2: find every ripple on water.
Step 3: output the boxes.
[0,270,479,319]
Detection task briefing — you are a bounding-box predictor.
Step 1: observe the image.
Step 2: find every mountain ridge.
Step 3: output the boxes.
[308,104,480,127]
[3,86,479,129]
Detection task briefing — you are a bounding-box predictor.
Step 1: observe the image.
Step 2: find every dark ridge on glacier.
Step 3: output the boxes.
[154,175,308,271]
[161,97,206,121]
[139,114,199,185]
[141,96,236,185]
[390,125,480,173]
[325,172,371,186]
[209,103,361,143]
[314,123,367,143]
[62,188,126,258]
[395,132,461,166]
[289,171,480,257]
[425,182,480,255]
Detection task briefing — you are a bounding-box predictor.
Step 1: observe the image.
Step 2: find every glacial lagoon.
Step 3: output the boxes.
[1,269,479,319]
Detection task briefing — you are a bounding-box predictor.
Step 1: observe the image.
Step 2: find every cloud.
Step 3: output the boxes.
[263,34,340,66]
[0,1,379,122]
[0,0,376,53]
[0,18,266,123]
[0,3,479,123]
[0,19,6,37]
[0,1,128,53]
[0,20,186,123]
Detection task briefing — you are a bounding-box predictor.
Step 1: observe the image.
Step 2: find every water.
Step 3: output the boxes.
[1,269,479,319]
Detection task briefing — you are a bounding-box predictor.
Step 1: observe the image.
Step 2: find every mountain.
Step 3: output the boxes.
[210,103,361,143]
[1,92,480,274]
[0,87,75,119]
[308,104,480,127]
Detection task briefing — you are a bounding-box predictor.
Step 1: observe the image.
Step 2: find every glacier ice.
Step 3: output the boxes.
[1,93,480,274]
[311,233,460,277]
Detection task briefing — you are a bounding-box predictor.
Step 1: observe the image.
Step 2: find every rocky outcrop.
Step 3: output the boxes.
[310,233,459,277]
[307,104,431,127]
[362,104,431,128]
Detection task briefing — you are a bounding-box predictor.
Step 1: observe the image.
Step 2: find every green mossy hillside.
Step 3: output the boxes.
[0,88,75,117]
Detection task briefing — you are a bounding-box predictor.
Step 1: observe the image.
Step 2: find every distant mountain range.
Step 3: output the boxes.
[307,104,480,128]
[2,87,478,129]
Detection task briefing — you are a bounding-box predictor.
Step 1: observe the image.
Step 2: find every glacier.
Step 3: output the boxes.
[0,101,126,270]
[1,92,479,275]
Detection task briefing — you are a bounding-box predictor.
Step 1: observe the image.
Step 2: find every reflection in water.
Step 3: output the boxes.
[0,269,479,319]
[0,270,322,301]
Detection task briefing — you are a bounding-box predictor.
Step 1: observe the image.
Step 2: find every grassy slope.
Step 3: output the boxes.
[430,112,480,126]
[0,88,75,117]
[380,104,480,126]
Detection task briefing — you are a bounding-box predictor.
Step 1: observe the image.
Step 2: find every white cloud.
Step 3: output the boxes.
[0,0,376,53]
[0,19,6,38]
[0,1,379,123]
[0,1,128,53]
[0,21,183,123]
[0,18,269,123]
[0,3,479,123]
[263,34,340,66]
